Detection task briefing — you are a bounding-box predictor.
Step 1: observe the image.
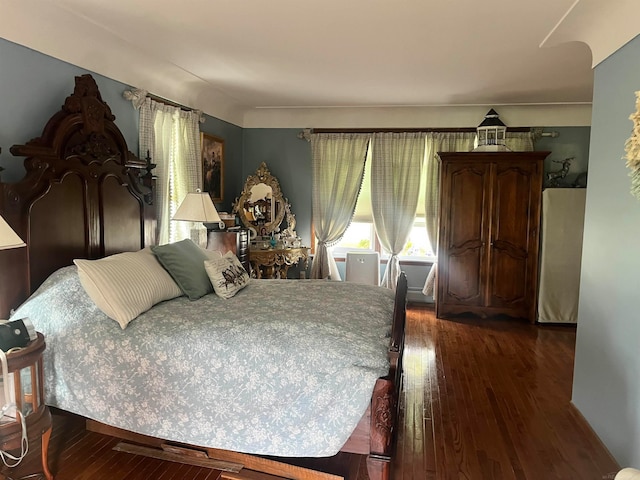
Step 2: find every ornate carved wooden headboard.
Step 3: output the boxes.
[0,74,155,317]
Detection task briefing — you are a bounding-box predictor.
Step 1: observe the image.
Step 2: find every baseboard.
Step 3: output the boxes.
[569,401,620,474]
[407,288,433,304]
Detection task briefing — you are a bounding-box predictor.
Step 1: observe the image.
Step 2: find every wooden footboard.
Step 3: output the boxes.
[342,272,408,480]
[367,272,407,480]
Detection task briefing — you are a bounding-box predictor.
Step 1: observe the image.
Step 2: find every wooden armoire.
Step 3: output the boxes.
[435,151,549,323]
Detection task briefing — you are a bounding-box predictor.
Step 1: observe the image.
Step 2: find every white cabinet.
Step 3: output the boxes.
[537,188,587,324]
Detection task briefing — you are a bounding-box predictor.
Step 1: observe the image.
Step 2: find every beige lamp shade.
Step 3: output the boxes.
[173,190,223,227]
[0,215,26,250]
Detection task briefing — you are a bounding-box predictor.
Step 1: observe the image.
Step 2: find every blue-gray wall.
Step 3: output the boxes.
[0,38,245,212]
[537,127,591,187]
[572,34,640,468]
[0,38,138,181]
[10,39,636,463]
[242,128,591,289]
[200,116,243,214]
[0,37,596,298]
[242,129,312,248]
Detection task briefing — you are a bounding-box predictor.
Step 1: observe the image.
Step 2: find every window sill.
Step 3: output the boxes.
[331,252,436,265]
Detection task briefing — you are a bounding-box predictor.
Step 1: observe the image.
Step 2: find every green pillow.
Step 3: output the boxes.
[152,239,215,300]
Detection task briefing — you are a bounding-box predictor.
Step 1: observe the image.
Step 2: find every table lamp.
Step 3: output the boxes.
[173,189,224,229]
[0,216,25,251]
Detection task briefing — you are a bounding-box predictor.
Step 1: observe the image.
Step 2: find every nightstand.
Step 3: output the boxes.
[206,229,250,274]
[0,333,53,480]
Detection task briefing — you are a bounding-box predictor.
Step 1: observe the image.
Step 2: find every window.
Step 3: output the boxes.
[329,143,436,261]
[146,105,202,245]
[331,219,435,260]
[331,222,376,255]
[399,217,434,258]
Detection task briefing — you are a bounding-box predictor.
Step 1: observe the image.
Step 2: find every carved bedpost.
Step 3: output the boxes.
[367,377,395,480]
[140,151,157,246]
[125,149,157,246]
[141,150,157,202]
[367,272,406,480]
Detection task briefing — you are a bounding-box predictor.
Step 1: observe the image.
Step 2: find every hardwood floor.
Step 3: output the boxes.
[1,305,620,480]
[393,306,619,480]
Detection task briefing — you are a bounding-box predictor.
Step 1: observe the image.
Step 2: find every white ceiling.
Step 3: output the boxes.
[1,0,639,127]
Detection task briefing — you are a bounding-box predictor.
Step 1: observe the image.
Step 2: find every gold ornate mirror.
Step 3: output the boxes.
[233,162,289,236]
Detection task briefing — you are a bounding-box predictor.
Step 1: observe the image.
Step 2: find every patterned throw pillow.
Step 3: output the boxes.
[74,248,183,329]
[204,251,250,299]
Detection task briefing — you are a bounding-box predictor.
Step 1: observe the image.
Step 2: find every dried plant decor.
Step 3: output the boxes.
[625,90,640,200]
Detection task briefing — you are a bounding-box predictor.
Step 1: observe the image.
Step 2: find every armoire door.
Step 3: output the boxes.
[437,160,491,313]
[487,160,542,318]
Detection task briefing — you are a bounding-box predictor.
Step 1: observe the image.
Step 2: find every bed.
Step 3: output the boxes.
[0,74,406,480]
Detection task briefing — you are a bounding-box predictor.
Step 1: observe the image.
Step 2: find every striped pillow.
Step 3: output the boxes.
[74,248,183,329]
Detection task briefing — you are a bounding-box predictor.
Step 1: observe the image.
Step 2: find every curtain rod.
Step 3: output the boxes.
[297,127,558,141]
[145,93,195,112]
[123,88,205,122]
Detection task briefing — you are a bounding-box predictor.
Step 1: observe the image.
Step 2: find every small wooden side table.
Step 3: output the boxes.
[0,333,53,480]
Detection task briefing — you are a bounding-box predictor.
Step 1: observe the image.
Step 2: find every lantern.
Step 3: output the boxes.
[474,109,510,151]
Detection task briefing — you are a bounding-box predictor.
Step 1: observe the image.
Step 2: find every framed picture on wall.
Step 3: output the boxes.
[201,133,224,203]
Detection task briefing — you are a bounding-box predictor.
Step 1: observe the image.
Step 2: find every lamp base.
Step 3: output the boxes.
[189,226,208,248]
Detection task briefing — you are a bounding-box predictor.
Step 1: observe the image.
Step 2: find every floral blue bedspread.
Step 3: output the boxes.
[11,266,394,457]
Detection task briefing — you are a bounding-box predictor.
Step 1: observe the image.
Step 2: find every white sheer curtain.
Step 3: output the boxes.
[310,133,370,280]
[138,98,202,245]
[371,132,426,290]
[422,132,476,296]
[506,131,535,151]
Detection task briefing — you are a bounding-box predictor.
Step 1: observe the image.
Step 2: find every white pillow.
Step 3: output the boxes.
[74,248,183,329]
[204,251,250,299]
